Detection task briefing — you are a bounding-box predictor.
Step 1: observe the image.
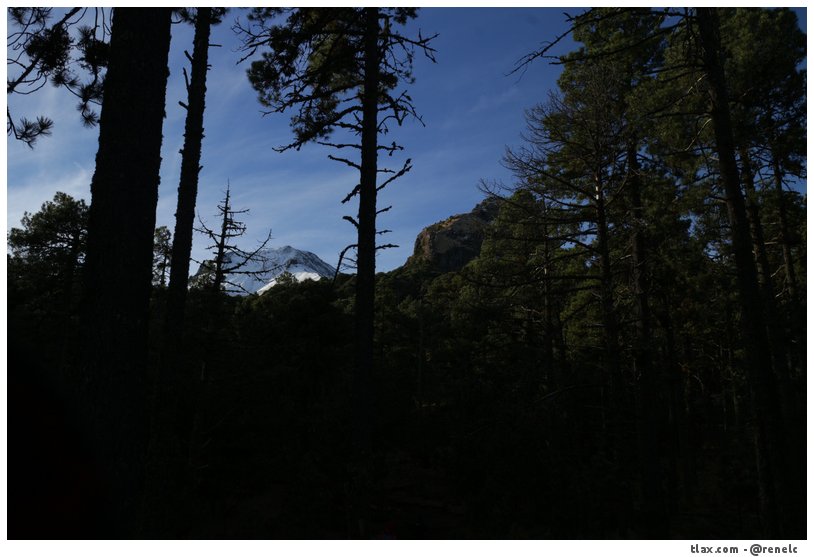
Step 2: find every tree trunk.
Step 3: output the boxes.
[627,142,666,537]
[696,7,798,538]
[770,152,799,303]
[144,10,214,536]
[594,172,626,501]
[541,211,555,381]
[213,185,231,293]
[657,297,685,507]
[739,146,797,404]
[79,8,172,537]
[56,234,83,375]
[594,175,621,393]
[741,148,806,540]
[347,7,380,538]
[354,6,379,455]
[166,7,213,340]
[738,148,773,291]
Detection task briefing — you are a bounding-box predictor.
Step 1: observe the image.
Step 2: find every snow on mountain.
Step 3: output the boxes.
[202,245,336,295]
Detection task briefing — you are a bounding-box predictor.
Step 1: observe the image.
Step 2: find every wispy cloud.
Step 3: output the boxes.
[8,163,92,230]
[467,86,520,115]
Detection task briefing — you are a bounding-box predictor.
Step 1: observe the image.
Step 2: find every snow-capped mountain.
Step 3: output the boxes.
[195,245,336,295]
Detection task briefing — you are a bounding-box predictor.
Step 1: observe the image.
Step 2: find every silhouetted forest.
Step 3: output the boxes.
[7,7,806,539]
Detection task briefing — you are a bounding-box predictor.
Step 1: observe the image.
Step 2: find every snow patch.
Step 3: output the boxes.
[257,271,324,294]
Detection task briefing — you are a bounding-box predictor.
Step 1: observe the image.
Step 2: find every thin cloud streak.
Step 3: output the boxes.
[8,164,92,230]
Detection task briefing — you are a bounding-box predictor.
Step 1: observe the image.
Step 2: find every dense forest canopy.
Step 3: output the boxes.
[7,7,807,541]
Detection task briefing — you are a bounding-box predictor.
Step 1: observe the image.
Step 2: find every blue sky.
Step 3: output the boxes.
[6,7,807,273]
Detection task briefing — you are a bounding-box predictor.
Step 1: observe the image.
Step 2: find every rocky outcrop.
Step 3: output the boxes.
[404,197,500,273]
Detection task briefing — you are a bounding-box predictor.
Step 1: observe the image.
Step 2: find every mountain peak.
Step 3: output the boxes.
[194,245,335,295]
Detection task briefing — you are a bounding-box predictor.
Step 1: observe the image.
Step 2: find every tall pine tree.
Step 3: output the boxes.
[78,7,172,537]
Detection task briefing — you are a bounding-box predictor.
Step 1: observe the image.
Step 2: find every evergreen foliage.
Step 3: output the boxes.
[152,226,172,287]
[7,7,110,145]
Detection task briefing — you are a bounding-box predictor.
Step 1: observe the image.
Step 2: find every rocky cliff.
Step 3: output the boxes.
[404,197,500,273]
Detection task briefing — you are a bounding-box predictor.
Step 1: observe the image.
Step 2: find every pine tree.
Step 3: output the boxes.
[77,7,172,536]
[504,62,629,410]
[9,192,88,285]
[165,7,224,338]
[152,225,172,287]
[8,191,88,322]
[238,7,435,536]
[239,8,435,453]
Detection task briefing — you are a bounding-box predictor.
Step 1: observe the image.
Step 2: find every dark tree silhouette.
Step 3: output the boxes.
[147,10,229,537]
[153,225,172,287]
[8,191,88,316]
[9,192,87,282]
[78,7,172,537]
[238,7,435,455]
[165,7,222,338]
[238,7,435,536]
[503,68,626,405]
[696,8,796,538]
[194,181,273,294]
